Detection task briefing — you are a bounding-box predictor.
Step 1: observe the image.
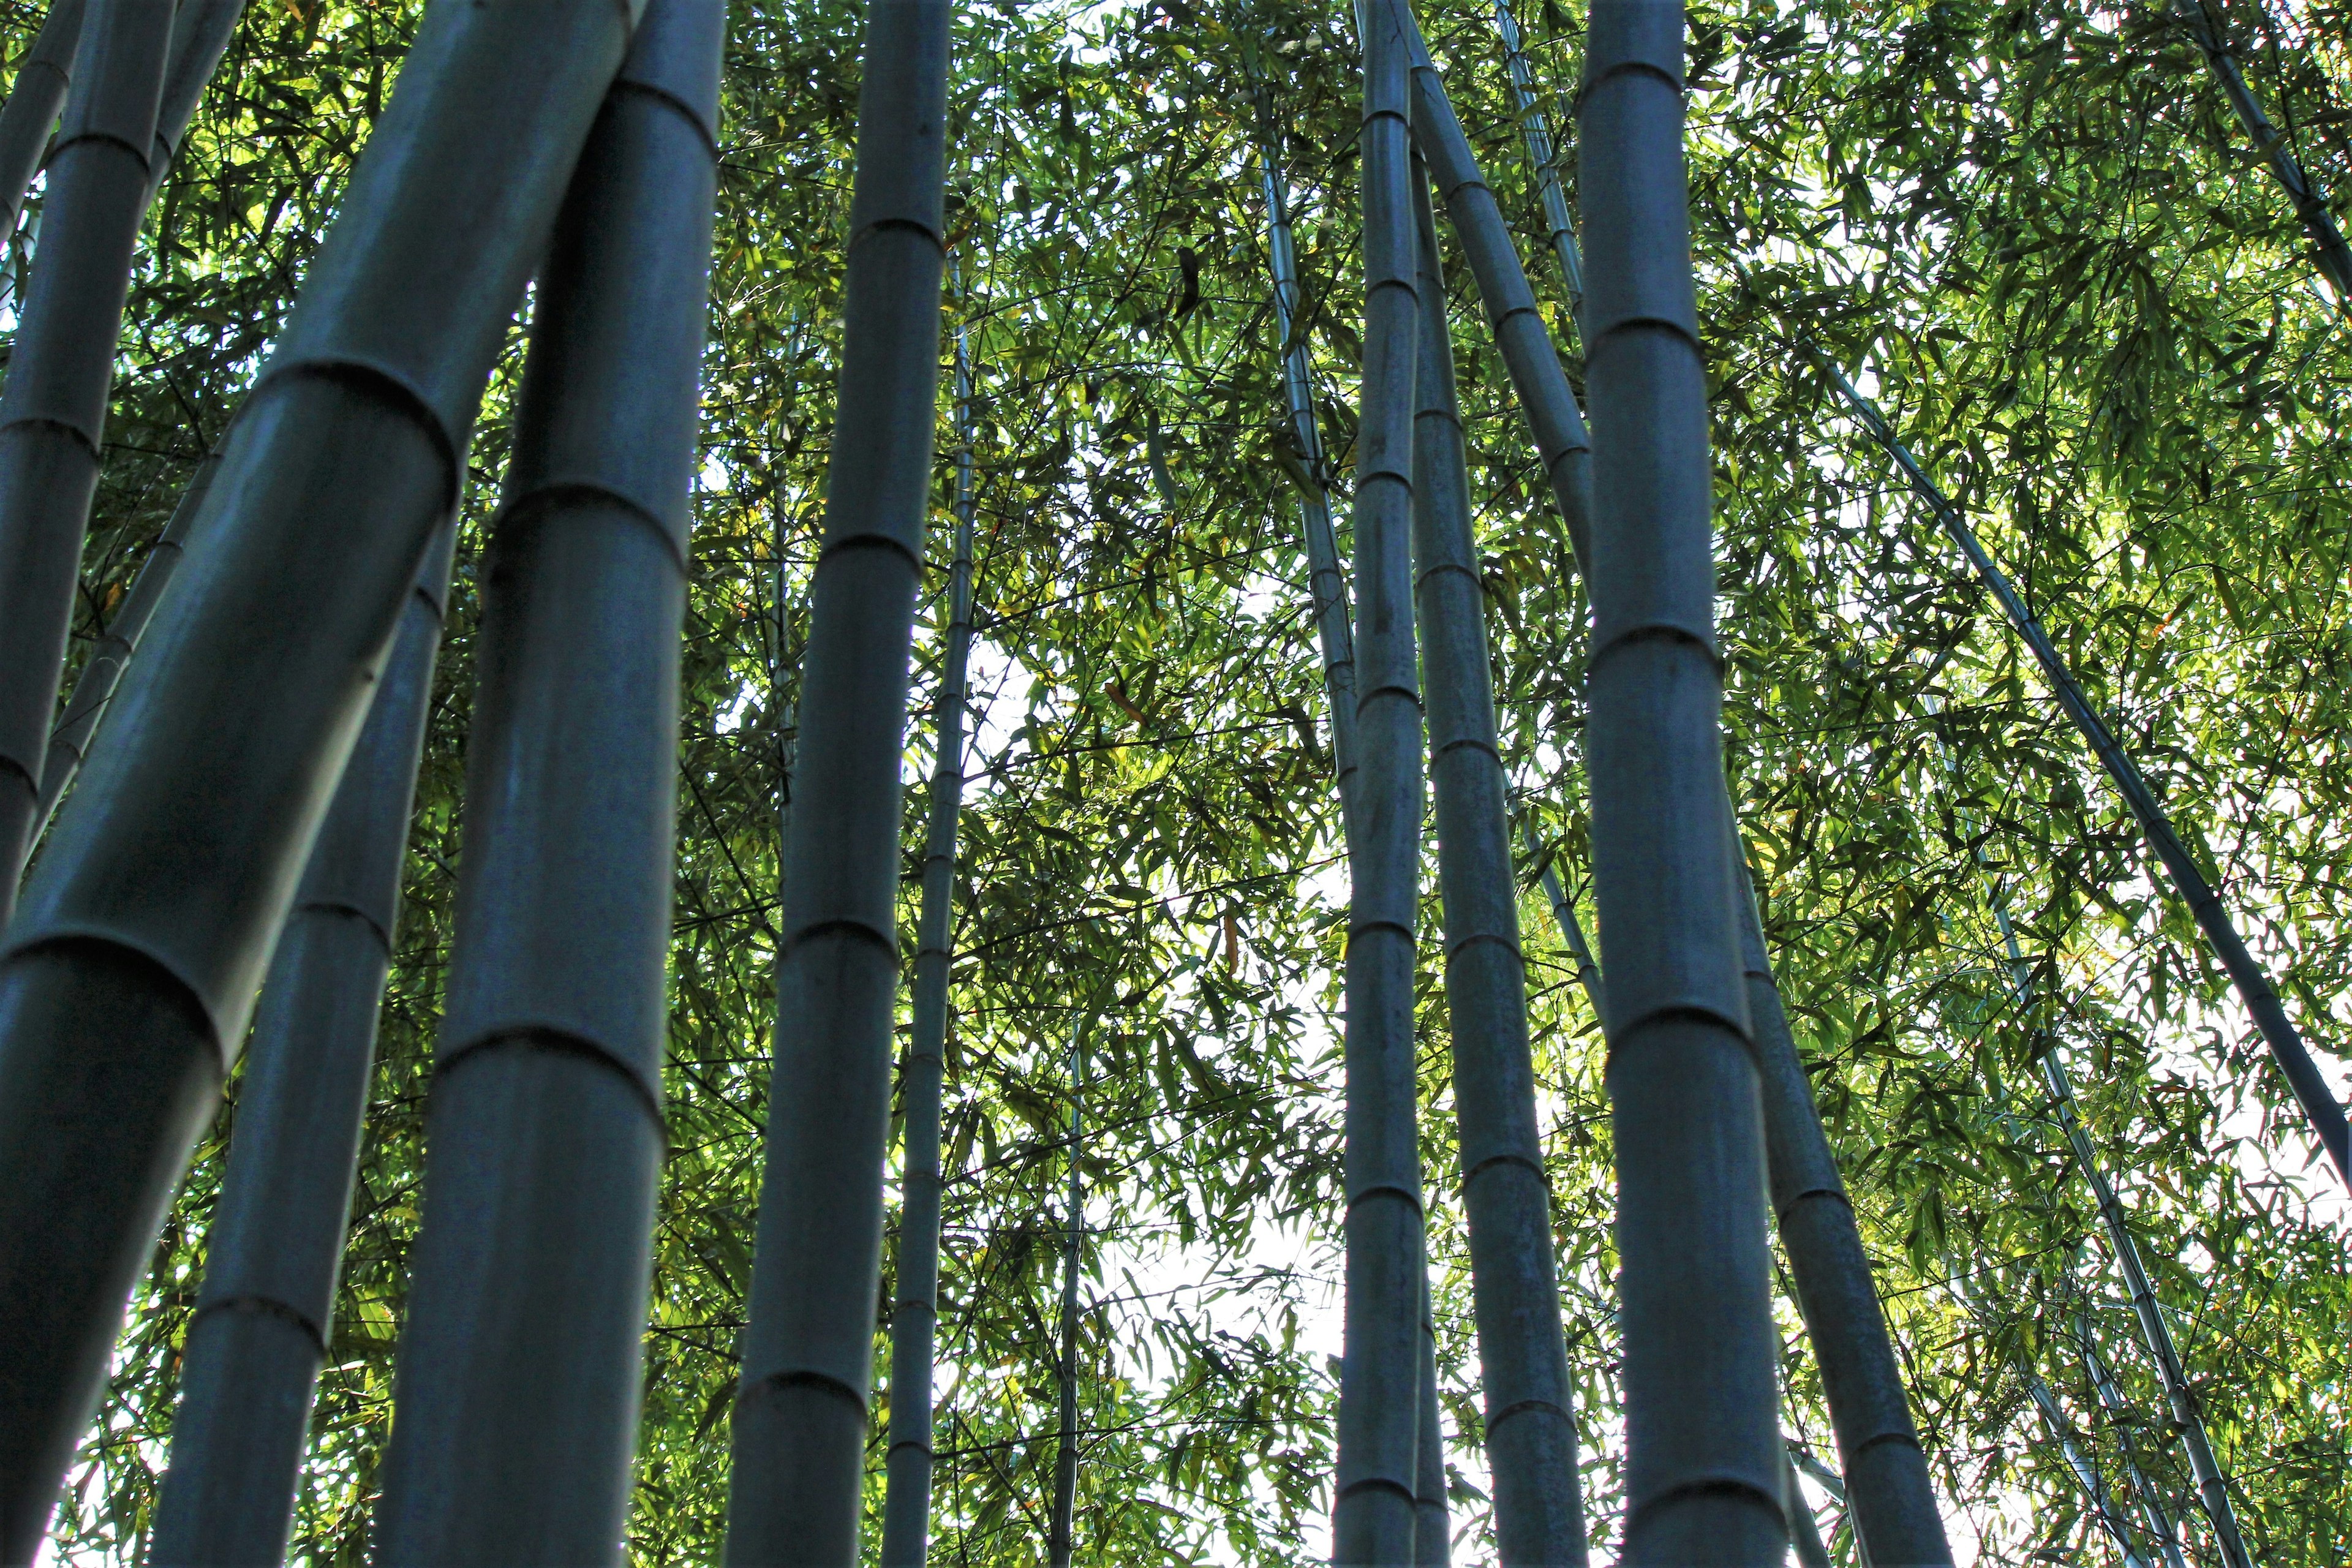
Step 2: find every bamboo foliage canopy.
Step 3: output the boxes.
[7,0,2350,1562]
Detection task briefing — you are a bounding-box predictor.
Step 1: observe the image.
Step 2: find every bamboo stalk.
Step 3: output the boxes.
[0,4,642,1558]
[1048,1014,1087,1568]
[371,6,721,1560]
[1415,1269,1451,1568]
[1332,5,1424,1564]
[1492,0,1585,333]
[1782,1452,1833,1568]
[725,4,952,1559]
[2022,1361,2150,1568]
[2072,1304,2191,1568]
[148,523,454,1568]
[0,0,171,923]
[1578,3,1783,1559]
[1398,15,1593,576]
[2169,0,2352,306]
[1823,353,2349,1193]
[0,0,86,239]
[148,1,248,196]
[1409,153,1588,1568]
[1735,864,1953,1567]
[878,302,981,1568]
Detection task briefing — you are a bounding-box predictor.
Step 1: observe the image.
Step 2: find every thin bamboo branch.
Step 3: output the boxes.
[0,0,86,238]
[2169,0,2352,306]
[1820,354,2350,1193]
[148,524,453,1568]
[1578,2,1783,1558]
[725,3,952,1559]
[1333,4,1425,1564]
[0,0,170,922]
[1411,153,1588,1568]
[0,4,642,1558]
[1048,1014,1087,1568]
[878,300,981,1568]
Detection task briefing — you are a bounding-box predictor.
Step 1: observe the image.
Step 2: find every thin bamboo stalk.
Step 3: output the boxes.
[1782,1452,1833,1568]
[1256,121,1359,815]
[1048,1016,1087,1568]
[2073,1304,2191,1568]
[148,522,454,1568]
[1332,6,1424,1565]
[1493,0,1584,331]
[371,6,721,1560]
[2022,1365,2150,1568]
[1822,353,2351,1192]
[31,448,220,844]
[1735,865,1953,1567]
[1415,1270,1452,1568]
[1410,154,1588,1568]
[1578,3,1783,1559]
[0,0,86,238]
[2169,0,2352,304]
[1398,15,1593,576]
[878,304,981,1568]
[0,4,642,1558]
[1523,824,1602,1014]
[725,4,951,1559]
[0,0,170,924]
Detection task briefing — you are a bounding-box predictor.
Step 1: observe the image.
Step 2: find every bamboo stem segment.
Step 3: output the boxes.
[1820,355,2351,1193]
[878,312,980,1567]
[725,5,952,1560]
[0,0,88,238]
[0,4,641,1558]
[148,525,454,1568]
[1493,0,1585,334]
[1577,3,1783,1559]
[1048,1015,1087,1568]
[1414,1269,1452,1568]
[1409,156,1588,1568]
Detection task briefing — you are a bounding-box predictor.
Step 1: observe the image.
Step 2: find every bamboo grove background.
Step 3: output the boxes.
[10,0,2348,1561]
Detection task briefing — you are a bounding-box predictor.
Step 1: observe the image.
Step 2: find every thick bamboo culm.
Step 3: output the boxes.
[0,0,171,924]
[878,312,981,1568]
[725,3,951,1559]
[1493,0,1585,329]
[1332,4,1424,1564]
[1399,14,1593,576]
[371,6,721,1561]
[1577,3,1784,1561]
[0,0,86,236]
[149,0,247,194]
[1733,864,1953,1567]
[1047,1016,1087,1568]
[1409,156,1588,1568]
[1820,356,2351,1192]
[0,4,643,1558]
[2168,0,2352,304]
[148,524,455,1568]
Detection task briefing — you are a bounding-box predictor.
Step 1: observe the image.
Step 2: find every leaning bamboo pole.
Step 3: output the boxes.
[1492,0,1584,330]
[1578,3,1784,1559]
[1782,1453,1833,1568]
[371,6,721,1559]
[1822,353,2351,1193]
[1047,1014,1088,1568]
[1400,16,1593,575]
[0,0,171,923]
[148,523,454,1568]
[2073,1302,2192,1568]
[1332,4,1425,1564]
[725,4,952,1559]
[2168,0,2352,305]
[878,304,982,1568]
[1734,863,1954,1567]
[149,0,246,195]
[1409,153,1588,1568]
[2022,1355,2152,1568]
[0,4,641,1557]
[0,0,86,238]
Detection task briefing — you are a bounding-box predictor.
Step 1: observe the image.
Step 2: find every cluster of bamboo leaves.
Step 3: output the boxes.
[10,0,2346,1561]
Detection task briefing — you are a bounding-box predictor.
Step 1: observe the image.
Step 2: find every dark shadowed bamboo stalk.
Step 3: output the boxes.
[0,0,169,924]
[1826,356,2351,1191]
[1333,4,1423,1564]
[1257,120,1360,816]
[1734,863,1953,1567]
[1409,156,1588,1568]
[30,447,219,843]
[1048,1014,1087,1568]
[1493,0,1584,331]
[725,4,951,1559]
[1524,824,1602,1016]
[0,4,641,1558]
[0,0,86,239]
[1578,3,1784,1560]
[879,304,981,1568]
[371,6,721,1560]
[147,1,249,197]
[1782,1452,1833,1568]
[2169,0,2352,304]
[1400,16,1592,576]
[1414,1271,1450,1568]
[148,522,454,1568]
